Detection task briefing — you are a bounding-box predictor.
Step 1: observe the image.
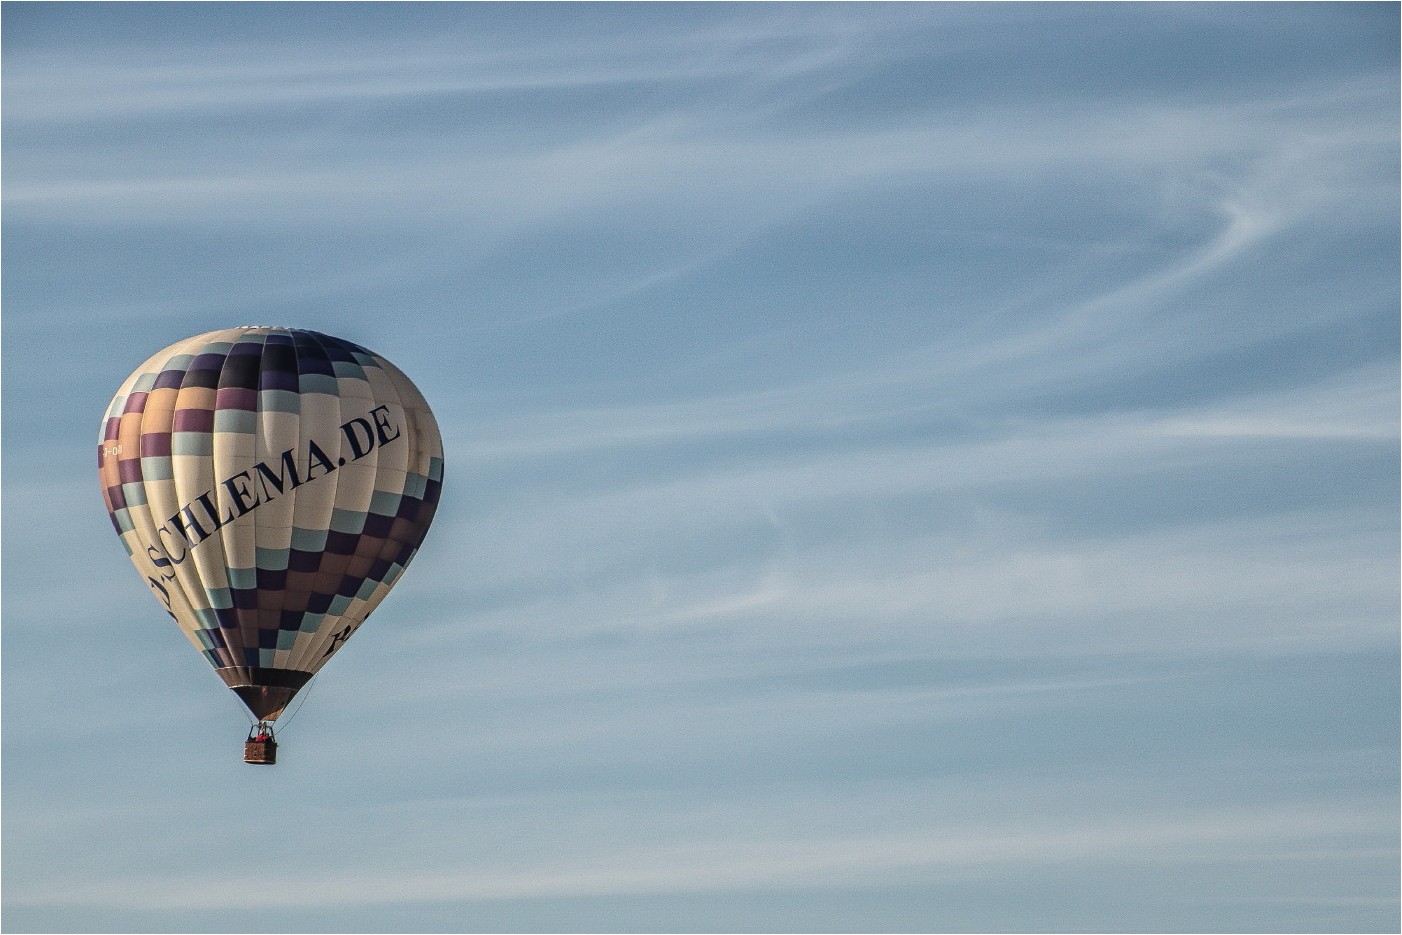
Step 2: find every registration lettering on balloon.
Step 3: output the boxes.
[322,622,359,658]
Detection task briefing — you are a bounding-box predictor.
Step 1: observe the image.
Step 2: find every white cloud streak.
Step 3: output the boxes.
[4,10,1394,932]
[10,800,1387,910]
[1,11,879,122]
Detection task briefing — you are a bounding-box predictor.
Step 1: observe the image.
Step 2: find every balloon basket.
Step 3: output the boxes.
[244,724,277,765]
[244,740,276,764]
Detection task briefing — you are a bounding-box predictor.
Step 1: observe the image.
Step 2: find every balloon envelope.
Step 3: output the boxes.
[98,327,443,720]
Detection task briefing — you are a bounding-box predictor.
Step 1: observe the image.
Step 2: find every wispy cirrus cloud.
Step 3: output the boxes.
[11,796,1389,910]
[4,6,1396,934]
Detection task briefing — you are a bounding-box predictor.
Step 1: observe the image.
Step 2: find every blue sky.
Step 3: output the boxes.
[2,3,1398,932]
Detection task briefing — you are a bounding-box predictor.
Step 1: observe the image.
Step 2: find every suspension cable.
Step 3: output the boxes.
[272,674,318,735]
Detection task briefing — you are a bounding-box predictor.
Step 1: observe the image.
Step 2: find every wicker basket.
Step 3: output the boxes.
[244,739,277,765]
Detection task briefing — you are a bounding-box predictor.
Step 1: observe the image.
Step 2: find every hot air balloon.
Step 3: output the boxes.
[97,327,443,763]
